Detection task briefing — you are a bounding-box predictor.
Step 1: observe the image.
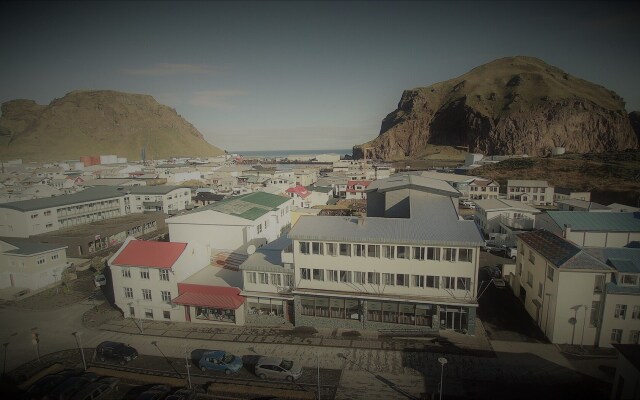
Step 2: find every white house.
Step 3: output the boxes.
[109,237,209,322]
[535,212,640,248]
[0,238,68,297]
[287,174,484,334]
[473,199,540,244]
[345,180,371,200]
[467,179,500,200]
[554,187,591,203]
[507,180,554,206]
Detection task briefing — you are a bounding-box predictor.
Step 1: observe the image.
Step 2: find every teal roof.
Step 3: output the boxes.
[606,282,640,295]
[239,192,290,208]
[585,247,640,273]
[546,212,640,232]
[204,192,290,221]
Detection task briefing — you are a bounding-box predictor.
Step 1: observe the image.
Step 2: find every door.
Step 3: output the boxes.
[129,306,135,318]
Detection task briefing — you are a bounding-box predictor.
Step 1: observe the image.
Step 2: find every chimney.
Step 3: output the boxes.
[357,215,366,226]
[563,224,571,238]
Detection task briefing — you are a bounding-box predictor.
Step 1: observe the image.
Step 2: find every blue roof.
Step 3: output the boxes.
[606,282,640,295]
[546,211,640,232]
[585,247,640,273]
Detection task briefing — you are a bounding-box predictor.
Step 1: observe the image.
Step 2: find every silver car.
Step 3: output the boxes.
[255,356,303,381]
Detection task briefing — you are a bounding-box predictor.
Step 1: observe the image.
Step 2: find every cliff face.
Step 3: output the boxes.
[0,90,224,161]
[354,57,638,160]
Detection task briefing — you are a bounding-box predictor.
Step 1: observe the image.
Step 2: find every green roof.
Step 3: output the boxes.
[547,212,640,232]
[207,192,290,221]
[241,192,290,208]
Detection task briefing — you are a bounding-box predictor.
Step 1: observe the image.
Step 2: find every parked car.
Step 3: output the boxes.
[95,341,138,365]
[480,265,502,279]
[198,350,243,374]
[492,278,506,289]
[255,356,303,381]
[93,274,107,287]
[68,377,119,400]
[166,389,197,400]
[135,385,171,400]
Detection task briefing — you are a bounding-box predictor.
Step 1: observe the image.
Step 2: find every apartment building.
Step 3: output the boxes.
[287,174,484,334]
[507,180,554,206]
[467,179,500,200]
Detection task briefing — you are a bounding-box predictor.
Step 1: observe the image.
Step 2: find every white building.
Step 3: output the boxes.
[507,180,554,206]
[287,174,484,334]
[556,199,612,212]
[345,180,371,200]
[0,238,68,297]
[467,179,500,200]
[473,199,540,244]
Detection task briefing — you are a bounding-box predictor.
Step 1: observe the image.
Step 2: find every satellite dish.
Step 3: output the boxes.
[247,245,256,255]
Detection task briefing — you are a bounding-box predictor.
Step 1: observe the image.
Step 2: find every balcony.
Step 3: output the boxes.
[498,215,534,230]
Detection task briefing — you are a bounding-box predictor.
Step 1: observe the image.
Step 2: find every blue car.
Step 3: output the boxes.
[198,350,243,374]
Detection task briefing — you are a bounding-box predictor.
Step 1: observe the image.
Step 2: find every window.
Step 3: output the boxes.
[300,268,311,280]
[270,274,281,286]
[528,250,536,264]
[122,268,131,278]
[538,283,543,297]
[140,270,150,279]
[426,275,439,289]
[396,274,409,287]
[594,274,605,293]
[426,247,440,261]
[412,247,425,260]
[381,273,395,285]
[396,246,409,259]
[547,266,554,282]
[36,258,45,265]
[517,262,522,276]
[458,248,472,262]
[630,330,640,345]
[44,210,51,216]
[163,311,171,320]
[354,244,366,257]
[413,275,425,288]
[621,274,638,286]
[244,272,256,284]
[354,271,365,284]
[311,242,323,255]
[457,277,471,291]
[615,304,627,320]
[142,289,152,301]
[611,329,622,343]
[367,272,380,285]
[326,243,337,256]
[442,248,457,262]
[590,301,600,327]
[382,245,395,259]
[526,271,533,287]
[340,270,352,283]
[51,254,59,260]
[299,242,310,254]
[145,308,153,318]
[327,270,338,282]
[159,270,169,281]
[367,245,380,258]
[161,291,171,304]
[442,276,454,289]
[312,269,324,281]
[339,243,351,256]
[257,224,262,234]
[632,306,640,320]
[259,273,268,284]
[123,287,133,298]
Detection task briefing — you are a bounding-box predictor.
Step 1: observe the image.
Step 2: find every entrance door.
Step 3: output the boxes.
[440,307,468,331]
[129,306,135,318]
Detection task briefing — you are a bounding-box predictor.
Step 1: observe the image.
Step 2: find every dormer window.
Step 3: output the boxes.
[620,274,639,286]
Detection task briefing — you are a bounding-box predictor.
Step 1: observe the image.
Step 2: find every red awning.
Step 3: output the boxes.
[173,284,244,309]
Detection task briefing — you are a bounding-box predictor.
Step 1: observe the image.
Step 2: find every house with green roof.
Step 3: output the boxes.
[536,211,640,247]
[166,192,293,254]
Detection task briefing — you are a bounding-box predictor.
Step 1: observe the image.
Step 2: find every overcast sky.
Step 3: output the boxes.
[2,1,638,151]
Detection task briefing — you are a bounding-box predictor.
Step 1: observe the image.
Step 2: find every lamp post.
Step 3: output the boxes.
[438,357,447,400]
[183,346,192,389]
[317,351,321,400]
[2,342,8,377]
[580,304,588,348]
[72,332,87,371]
[31,331,40,362]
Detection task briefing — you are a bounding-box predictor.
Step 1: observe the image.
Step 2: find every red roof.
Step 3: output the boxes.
[112,240,188,269]
[173,283,244,309]
[347,180,371,188]
[286,185,311,199]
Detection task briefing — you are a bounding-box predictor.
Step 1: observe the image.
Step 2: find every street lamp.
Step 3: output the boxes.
[72,332,87,371]
[183,345,192,389]
[580,304,588,348]
[31,330,40,363]
[438,357,448,400]
[317,351,321,400]
[2,342,8,376]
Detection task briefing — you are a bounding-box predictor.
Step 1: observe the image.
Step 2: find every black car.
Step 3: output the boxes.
[95,341,138,365]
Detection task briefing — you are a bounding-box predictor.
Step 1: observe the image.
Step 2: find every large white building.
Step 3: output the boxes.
[507,180,554,206]
[474,199,540,244]
[0,186,192,238]
[287,174,485,334]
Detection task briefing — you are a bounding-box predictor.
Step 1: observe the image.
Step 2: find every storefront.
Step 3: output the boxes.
[173,283,245,326]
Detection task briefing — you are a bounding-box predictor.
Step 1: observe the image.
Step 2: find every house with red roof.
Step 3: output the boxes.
[345,180,372,200]
[109,236,210,322]
[285,185,312,208]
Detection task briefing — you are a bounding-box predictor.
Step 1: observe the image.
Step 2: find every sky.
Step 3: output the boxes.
[1,1,639,152]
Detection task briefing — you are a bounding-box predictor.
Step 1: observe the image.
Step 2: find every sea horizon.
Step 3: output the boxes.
[230,148,353,158]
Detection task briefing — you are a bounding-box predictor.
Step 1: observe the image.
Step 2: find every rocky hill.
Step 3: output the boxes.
[354,56,638,160]
[0,90,224,161]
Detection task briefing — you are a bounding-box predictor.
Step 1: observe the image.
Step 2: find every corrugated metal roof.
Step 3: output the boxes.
[0,186,124,211]
[111,239,187,269]
[474,198,540,212]
[1,238,67,255]
[174,283,244,309]
[367,174,460,197]
[507,180,550,187]
[585,247,640,273]
[606,282,640,295]
[518,230,612,270]
[547,211,640,232]
[607,258,639,273]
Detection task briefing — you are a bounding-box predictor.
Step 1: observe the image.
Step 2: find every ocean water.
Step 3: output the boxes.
[230,149,352,158]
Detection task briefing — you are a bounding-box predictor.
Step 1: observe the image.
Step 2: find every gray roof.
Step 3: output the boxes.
[584,247,640,274]
[239,236,294,273]
[474,198,540,213]
[0,238,67,255]
[546,212,640,232]
[557,199,610,210]
[288,213,484,246]
[0,186,124,212]
[367,174,460,197]
[507,180,550,187]
[606,282,640,295]
[128,186,185,195]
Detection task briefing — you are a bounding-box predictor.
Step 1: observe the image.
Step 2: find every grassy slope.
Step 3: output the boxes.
[472,151,640,206]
